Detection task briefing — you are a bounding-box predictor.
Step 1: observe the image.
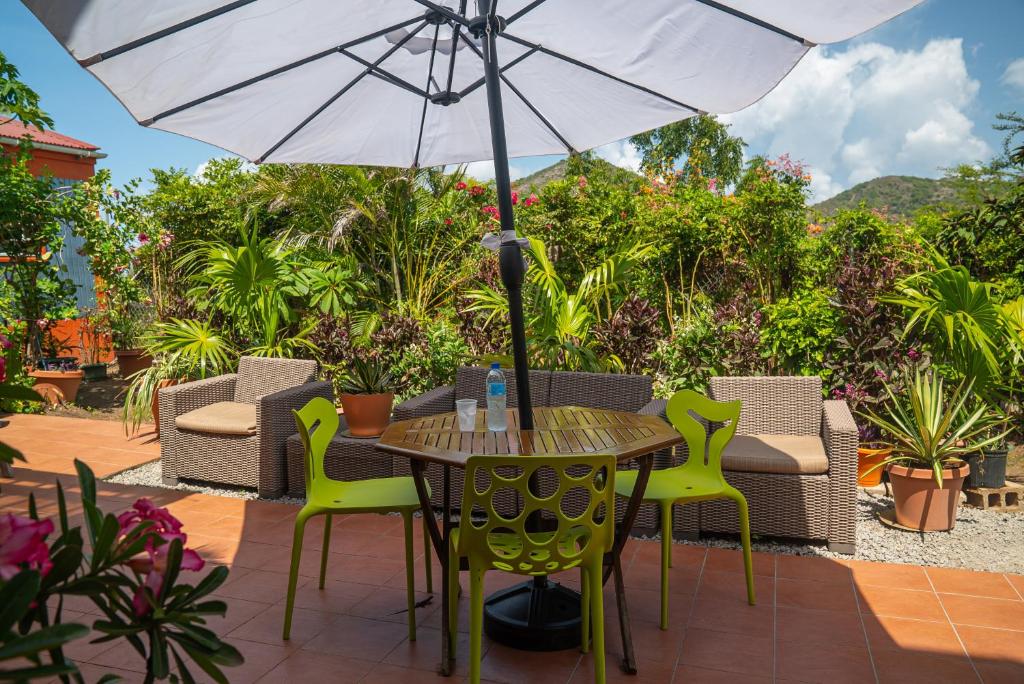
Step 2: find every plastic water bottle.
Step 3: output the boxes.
[486,363,508,432]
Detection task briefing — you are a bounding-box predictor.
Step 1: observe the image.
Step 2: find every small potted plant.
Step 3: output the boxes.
[861,370,1007,531]
[77,309,110,382]
[833,381,892,487]
[338,357,395,437]
[111,301,154,377]
[28,322,85,405]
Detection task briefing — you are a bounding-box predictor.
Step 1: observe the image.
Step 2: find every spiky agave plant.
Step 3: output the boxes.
[860,370,1008,488]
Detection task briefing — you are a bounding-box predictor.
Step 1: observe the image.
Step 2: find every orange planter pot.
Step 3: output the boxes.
[857,446,891,487]
[29,369,85,405]
[888,462,970,532]
[152,378,182,436]
[339,392,394,437]
[115,349,153,378]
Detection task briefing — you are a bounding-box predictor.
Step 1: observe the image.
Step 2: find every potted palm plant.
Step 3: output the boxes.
[338,358,395,437]
[861,371,1007,531]
[111,301,154,378]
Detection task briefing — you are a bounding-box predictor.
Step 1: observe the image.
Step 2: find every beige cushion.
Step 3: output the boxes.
[175,401,257,436]
[722,434,828,475]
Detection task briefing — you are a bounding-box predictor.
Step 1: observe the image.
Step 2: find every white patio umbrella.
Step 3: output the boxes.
[24,0,921,656]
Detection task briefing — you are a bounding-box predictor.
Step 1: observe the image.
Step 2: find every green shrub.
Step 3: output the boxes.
[760,289,841,380]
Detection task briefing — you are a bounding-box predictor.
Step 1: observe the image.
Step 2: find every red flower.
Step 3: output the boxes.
[0,514,54,580]
[444,217,453,225]
[511,191,519,205]
[137,233,150,245]
[455,181,468,191]
[0,357,6,384]
[482,205,500,218]
[469,185,485,197]
[524,194,539,207]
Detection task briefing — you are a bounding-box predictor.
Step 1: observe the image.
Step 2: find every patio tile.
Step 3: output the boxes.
[687,597,773,637]
[775,639,874,684]
[678,627,772,678]
[847,560,933,592]
[862,614,964,656]
[775,577,858,613]
[1004,574,1024,599]
[347,585,439,626]
[256,649,376,683]
[775,554,851,585]
[617,586,693,627]
[570,652,678,683]
[775,605,865,647]
[302,615,412,662]
[956,624,1024,664]
[285,577,379,614]
[940,594,1024,631]
[695,569,773,606]
[871,649,978,684]
[478,642,581,684]
[624,557,700,596]
[75,663,148,683]
[702,547,774,577]
[382,626,476,676]
[633,540,707,569]
[203,597,271,636]
[927,567,1020,600]
[673,665,770,683]
[856,585,947,622]
[222,639,294,683]
[216,568,300,603]
[230,604,338,648]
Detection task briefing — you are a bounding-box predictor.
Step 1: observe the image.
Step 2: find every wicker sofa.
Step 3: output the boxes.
[158,356,332,497]
[669,376,858,554]
[389,366,669,530]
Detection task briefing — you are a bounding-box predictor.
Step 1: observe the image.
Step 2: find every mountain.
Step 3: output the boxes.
[512,157,640,192]
[811,175,961,219]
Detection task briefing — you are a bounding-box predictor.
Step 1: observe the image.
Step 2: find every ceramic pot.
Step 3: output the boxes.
[963,451,1007,489]
[339,392,394,437]
[115,349,153,378]
[888,462,969,531]
[29,369,85,405]
[81,363,108,382]
[152,378,182,436]
[857,446,891,487]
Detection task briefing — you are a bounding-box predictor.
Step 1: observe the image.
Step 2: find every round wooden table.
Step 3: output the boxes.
[377,405,682,676]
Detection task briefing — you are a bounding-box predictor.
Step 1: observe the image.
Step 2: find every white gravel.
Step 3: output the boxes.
[107,463,1024,574]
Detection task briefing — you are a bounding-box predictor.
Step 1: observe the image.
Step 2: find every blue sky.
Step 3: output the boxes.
[3,0,1022,200]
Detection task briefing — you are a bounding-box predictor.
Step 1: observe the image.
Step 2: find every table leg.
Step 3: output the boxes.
[410,461,454,676]
[442,465,454,674]
[603,453,654,674]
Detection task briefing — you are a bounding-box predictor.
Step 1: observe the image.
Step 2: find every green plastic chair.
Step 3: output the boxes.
[449,454,617,684]
[615,389,754,630]
[283,397,432,641]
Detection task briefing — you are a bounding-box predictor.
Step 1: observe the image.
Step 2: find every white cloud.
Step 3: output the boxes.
[594,140,643,173]
[193,155,254,181]
[461,159,525,182]
[1003,57,1024,92]
[723,38,990,202]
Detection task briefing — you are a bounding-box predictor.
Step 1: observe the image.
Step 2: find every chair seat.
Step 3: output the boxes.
[175,401,257,435]
[615,467,729,504]
[306,475,427,513]
[451,526,590,573]
[722,434,828,475]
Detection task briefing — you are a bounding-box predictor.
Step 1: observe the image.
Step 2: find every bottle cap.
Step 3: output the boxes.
[490,362,501,369]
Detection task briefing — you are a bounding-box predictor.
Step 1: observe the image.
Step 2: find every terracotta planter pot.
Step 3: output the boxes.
[888,462,970,531]
[339,392,394,437]
[115,349,153,378]
[152,378,182,436]
[857,446,891,487]
[29,369,85,405]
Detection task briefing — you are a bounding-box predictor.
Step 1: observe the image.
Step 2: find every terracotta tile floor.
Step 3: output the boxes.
[2,414,1023,683]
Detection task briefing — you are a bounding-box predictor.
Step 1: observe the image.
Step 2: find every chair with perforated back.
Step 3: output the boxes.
[449,454,617,684]
[615,389,754,630]
[282,397,432,642]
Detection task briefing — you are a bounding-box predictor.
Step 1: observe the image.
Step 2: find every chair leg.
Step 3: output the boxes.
[448,537,460,649]
[732,491,756,606]
[468,565,485,684]
[402,512,417,642]
[588,564,606,684]
[423,513,433,594]
[283,511,311,640]
[660,503,672,630]
[319,513,332,589]
[580,567,590,653]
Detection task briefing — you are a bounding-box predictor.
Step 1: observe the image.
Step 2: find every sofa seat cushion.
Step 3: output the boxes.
[722,434,828,475]
[176,402,257,436]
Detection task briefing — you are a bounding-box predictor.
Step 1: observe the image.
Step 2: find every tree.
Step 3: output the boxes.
[629,115,745,186]
[0,50,52,129]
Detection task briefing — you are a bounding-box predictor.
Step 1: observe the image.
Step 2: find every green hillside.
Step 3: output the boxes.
[811,175,960,219]
[512,157,640,193]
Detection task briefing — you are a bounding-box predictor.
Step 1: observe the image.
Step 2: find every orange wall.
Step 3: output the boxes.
[0,143,98,181]
[44,318,114,364]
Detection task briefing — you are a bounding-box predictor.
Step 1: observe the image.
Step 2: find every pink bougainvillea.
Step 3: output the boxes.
[511,191,519,205]
[455,181,467,191]
[0,513,54,580]
[481,205,500,219]
[524,194,539,207]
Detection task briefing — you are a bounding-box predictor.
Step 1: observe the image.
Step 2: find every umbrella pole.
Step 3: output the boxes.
[479,6,534,431]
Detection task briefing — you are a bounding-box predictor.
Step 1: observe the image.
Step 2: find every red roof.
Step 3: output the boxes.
[0,117,100,152]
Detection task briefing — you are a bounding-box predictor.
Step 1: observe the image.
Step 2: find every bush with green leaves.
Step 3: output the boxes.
[759,289,841,380]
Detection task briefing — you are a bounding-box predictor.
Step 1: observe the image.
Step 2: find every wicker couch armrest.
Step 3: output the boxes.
[393,384,456,422]
[257,380,334,497]
[638,397,668,420]
[822,399,858,553]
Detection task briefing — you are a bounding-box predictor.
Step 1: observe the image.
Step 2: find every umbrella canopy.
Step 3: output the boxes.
[25,0,920,168]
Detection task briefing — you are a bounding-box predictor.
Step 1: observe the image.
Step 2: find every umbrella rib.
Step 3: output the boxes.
[506,0,550,25]
[444,0,469,94]
[412,0,472,27]
[255,21,428,163]
[141,15,425,126]
[695,0,810,45]
[459,47,538,98]
[78,0,259,66]
[457,31,575,154]
[339,49,429,98]
[413,24,443,168]
[502,33,700,114]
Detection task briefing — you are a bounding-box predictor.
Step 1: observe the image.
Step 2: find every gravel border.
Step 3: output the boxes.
[106,462,1024,574]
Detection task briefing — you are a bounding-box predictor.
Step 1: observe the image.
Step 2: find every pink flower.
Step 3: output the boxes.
[137,233,150,245]
[481,205,500,219]
[0,333,10,350]
[35,319,49,330]
[707,177,718,193]
[469,185,485,197]
[0,514,54,580]
[511,191,519,205]
[524,194,539,207]
[577,176,588,189]
[0,357,6,384]
[906,348,921,362]
[455,181,467,191]
[117,498,183,537]
[158,233,173,250]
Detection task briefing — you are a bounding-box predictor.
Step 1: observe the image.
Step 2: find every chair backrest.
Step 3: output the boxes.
[235,356,318,404]
[458,454,616,575]
[666,390,741,481]
[548,371,652,412]
[292,396,339,499]
[708,376,821,435]
[455,366,552,408]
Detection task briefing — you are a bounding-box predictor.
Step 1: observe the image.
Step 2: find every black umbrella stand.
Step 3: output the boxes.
[475,2,583,652]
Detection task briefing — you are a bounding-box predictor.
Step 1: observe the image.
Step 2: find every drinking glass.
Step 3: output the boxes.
[456,399,478,431]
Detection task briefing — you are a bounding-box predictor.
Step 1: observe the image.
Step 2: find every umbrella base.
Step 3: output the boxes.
[483,578,582,651]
